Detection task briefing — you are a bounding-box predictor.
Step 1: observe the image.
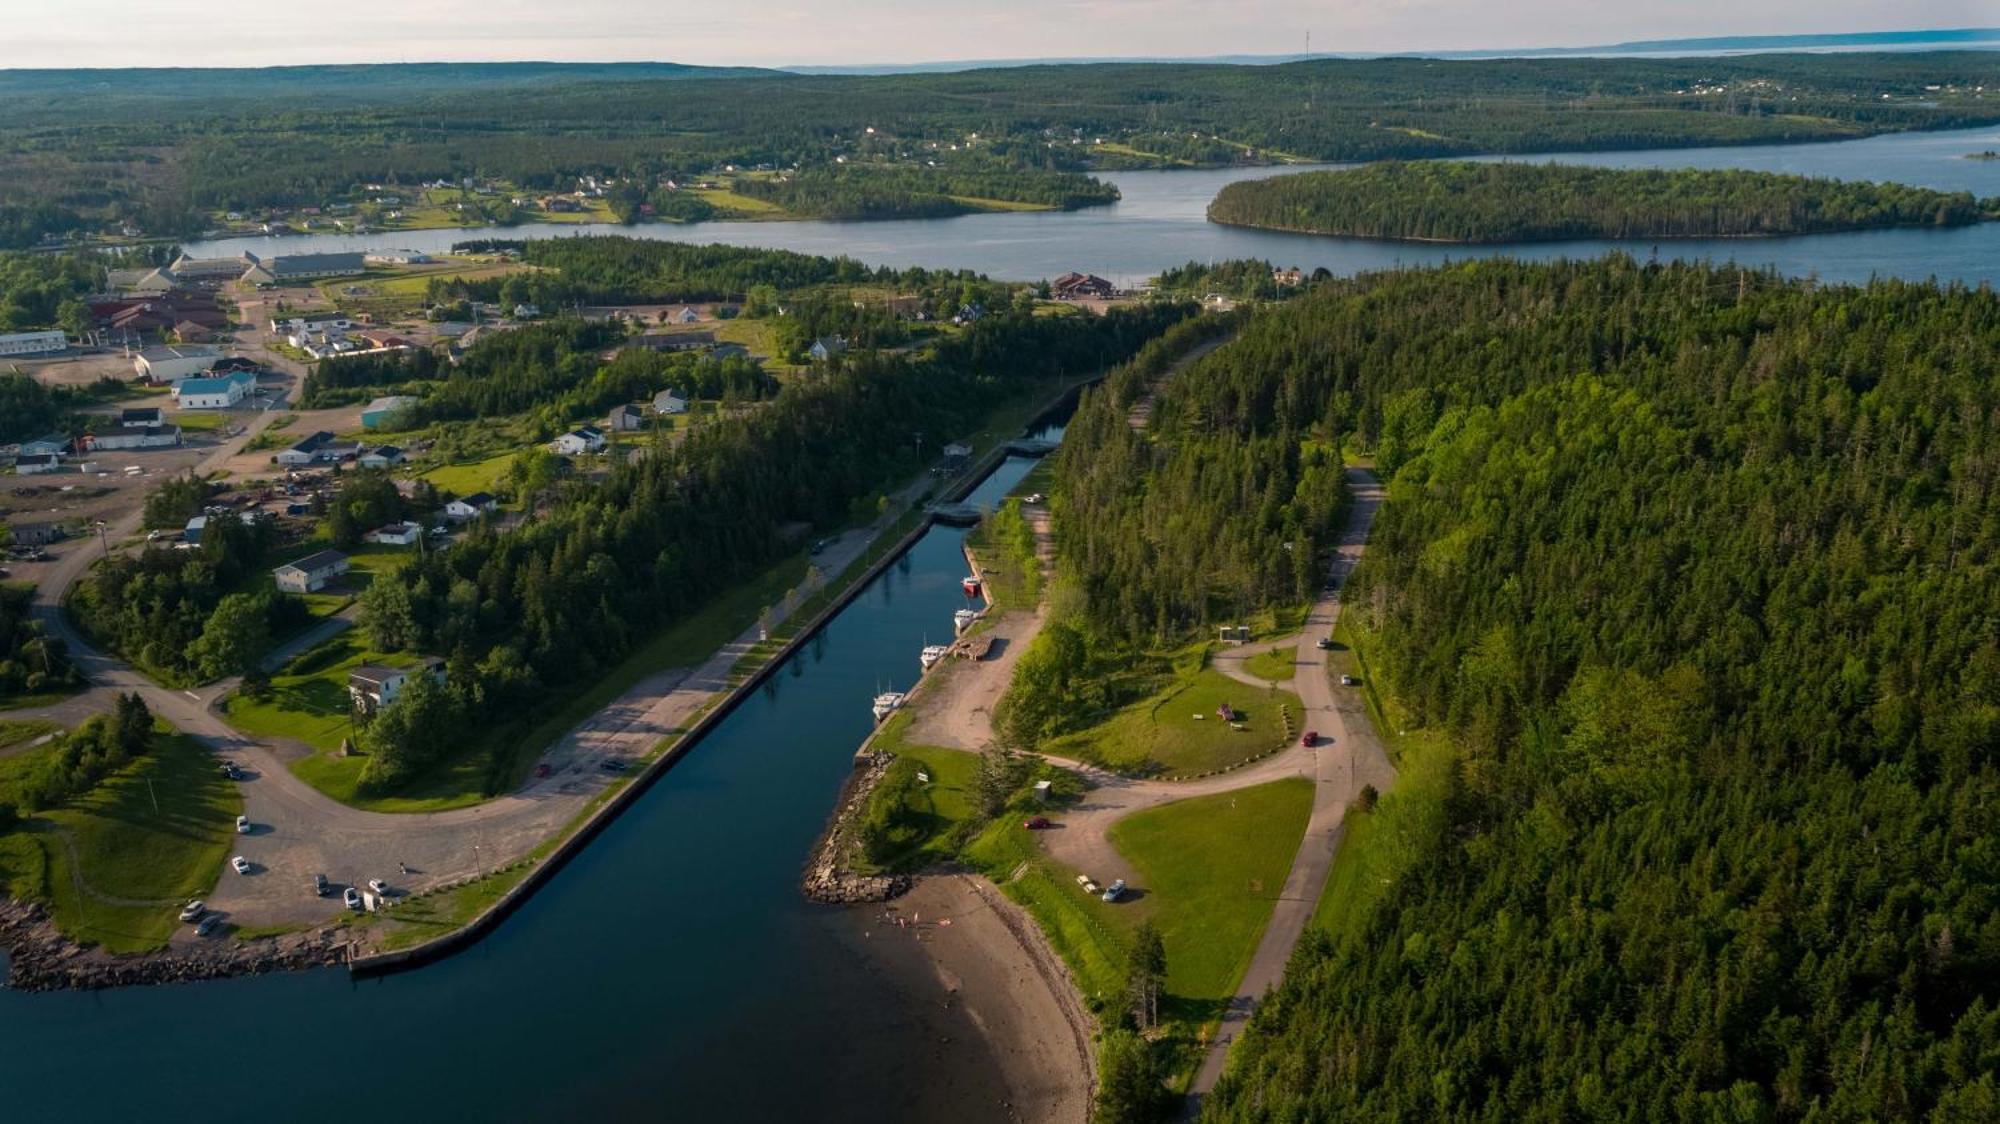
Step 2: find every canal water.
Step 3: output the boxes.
[0,444,1054,1122]
[179,125,2000,288]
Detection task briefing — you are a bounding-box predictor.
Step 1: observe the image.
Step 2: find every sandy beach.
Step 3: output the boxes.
[843,873,1094,1123]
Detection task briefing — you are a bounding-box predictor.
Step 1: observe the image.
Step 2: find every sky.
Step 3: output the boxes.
[0,0,1988,69]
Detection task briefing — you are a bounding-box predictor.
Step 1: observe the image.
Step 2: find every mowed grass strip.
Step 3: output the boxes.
[1242,644,1299,682]
[1107,777,1314,1004]
[1048,666,1301,776]
[0,728,241,953]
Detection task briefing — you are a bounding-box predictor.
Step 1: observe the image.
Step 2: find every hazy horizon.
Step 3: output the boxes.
[0,1,1988,70]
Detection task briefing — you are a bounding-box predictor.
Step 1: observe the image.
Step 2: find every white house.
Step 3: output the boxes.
[672,306,701,324]
[347,659,442,714]
[134,345,220,383]
[358,445,404,469]
[808,336,848,362]
[272,549,349,594]
[13,453,61,475]
[444,492,498,521]
[549,426,607,456]
[274,431,335,466]
[364,522,422,546]
[174,370,256,410]
[651,389,688,415]
[0,330,67,357]
[86,424,181,452]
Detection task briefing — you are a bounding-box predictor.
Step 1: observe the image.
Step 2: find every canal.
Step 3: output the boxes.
[0,441,1056,1122]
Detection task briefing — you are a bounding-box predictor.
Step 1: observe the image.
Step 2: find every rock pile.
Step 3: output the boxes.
[801,751,912,905]
[0,899,350,993]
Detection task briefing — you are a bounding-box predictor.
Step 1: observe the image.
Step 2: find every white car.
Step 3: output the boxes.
[366,879,389,895]
[179,900,205,922]
[342,887,363,910]
[231,855,251,875]
[235,815,252,834]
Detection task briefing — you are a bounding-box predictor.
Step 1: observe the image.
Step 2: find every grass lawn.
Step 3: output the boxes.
[1046,665,1302,777]
[0,719,57,753]
[1108,778,1313,1010]
[852,714,982,872]
[0,728,241,953]
[965,810,1133,1012]
[170,411,231,432]
[1242,644,1299,682]
[1309,621,1453,943]
[422,451,518,495]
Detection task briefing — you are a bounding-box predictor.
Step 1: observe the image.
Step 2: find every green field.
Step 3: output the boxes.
[0,719,56,753]
[421,451,519,495]
[0,728,241,953]
[1241,644,1299,682]
[1046,665,1301,777]
[1108,778,1313,1008]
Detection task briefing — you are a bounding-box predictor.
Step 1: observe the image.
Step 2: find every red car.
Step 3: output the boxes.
[1023,816,1053,830]
[534,763,551,778]
[1301,731,1319,747]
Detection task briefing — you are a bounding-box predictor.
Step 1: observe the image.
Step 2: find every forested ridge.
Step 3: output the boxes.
[1071,257,2000,1119]
[1209,161,1998,242]
[4,51,1998,245]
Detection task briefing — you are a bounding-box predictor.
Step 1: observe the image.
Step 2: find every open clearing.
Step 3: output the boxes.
[1045,665,1302,777]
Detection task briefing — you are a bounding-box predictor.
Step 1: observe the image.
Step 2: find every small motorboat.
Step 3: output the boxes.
[961,576,982,598]
[953,608,979,634]
[920,644,951,671]
[872,692,907,722]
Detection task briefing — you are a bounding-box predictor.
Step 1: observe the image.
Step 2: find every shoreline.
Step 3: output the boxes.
[1205,212,1998,245]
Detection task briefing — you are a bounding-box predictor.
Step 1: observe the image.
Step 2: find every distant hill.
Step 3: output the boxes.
[0,61,776,100]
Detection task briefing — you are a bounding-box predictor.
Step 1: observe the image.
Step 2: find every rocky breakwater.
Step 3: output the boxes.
[801,751,912,904]
[0,899,350,992]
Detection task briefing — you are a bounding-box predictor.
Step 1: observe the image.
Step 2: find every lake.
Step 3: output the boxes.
[181,125,2000,288]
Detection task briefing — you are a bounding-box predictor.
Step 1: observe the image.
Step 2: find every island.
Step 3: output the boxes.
[1206,161,1997,242]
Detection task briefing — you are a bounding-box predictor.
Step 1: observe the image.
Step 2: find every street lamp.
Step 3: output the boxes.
[92,519,110,559]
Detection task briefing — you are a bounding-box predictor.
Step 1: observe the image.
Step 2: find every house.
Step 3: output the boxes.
[358,445,404,469]
[353,331,414,351]
[18,433,68,458]
[445,493,498,521]
[651,389,688,416]
[183,515,208,544]
[239,252,366,286]
[607,403,646,432]
[271,312,353,335]
[1051,272,1116,300]
[550,426,607,456]
[12,453,61,476]
[347,659,442,714]
[671,306,701,324]
[628,331,715,354]
[808,336,848,362]
[272,549,349,594]
[120,407,164,427]
[174,369,256,410]
[361,395,420,430]
[133,344,220,383]
[0,330,68,357]
[364,522,422,546]
[1272,266,1304,287]
[8,522,61,547]
[86,424,182,452]
[274,431,335,466]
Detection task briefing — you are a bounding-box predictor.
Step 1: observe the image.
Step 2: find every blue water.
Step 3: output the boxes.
[0,449,1049,1123]
[180,125,2000,288]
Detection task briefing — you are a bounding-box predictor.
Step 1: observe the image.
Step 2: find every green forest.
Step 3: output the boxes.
[3,51,1997,245]
[1208,161,1998,242]
[1040,257,2000,1118]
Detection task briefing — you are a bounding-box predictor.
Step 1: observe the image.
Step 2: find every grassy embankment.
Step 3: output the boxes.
[0,727,241,953]
[1241,644,1298,682]
[1043,657,1302,778]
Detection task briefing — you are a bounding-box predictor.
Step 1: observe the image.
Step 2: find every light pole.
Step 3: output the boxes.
[92,520,110,559]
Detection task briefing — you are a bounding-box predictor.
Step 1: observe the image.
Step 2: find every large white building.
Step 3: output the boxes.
[240,252,366,285]
[0,330,67,357]
[174,370,255,409]
[133,344,220,383]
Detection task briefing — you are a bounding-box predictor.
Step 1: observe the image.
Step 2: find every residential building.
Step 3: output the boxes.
[271,312,353,335]
[120,407,165,427]
[174,369,255,409]
[607,403,646,432]
[651,389,688,415]
[8,522,61,547]
[18,433,68,458]
[134,344,220,383]
[361,395,420,430]
[12,453,60,476]
[953,303,985,324]
[86,424,181,451]
[239,252,366,286]
[808,336,848,362]
[0,330,67,357]
[358,445,404,469]
[347,659,442,714]
[628,331,715,354]
[364,522,422,546]
[550,426,607,456]
[445,493,498,521]
[672,306,701,324]
[272,549,349,594]
[274,431,335,467]
[1052,271,1117,300]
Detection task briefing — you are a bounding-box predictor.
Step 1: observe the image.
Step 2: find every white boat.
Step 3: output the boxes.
[953,608,979,634]
[872,692,906,722]
[920,644,950,671]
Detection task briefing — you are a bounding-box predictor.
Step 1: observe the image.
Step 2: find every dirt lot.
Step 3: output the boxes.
[11,351,143,388]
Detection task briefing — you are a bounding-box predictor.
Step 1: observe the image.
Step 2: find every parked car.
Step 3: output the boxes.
[1023,816,1052,830]
[313,873,330,896]
[1339,674,1359,686]
[1301,730,1318,747]
[234,815,251,834]
[343,887,363,910]
[197,914,222,936]
[230,856,251,875]
[367,879,389,895]
[218,761,242,779]
[1315,637,1332,650]
[179,900,205,922]
[1101,879,1128,903]
[534,763,551,779]
[599,759,627,773]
